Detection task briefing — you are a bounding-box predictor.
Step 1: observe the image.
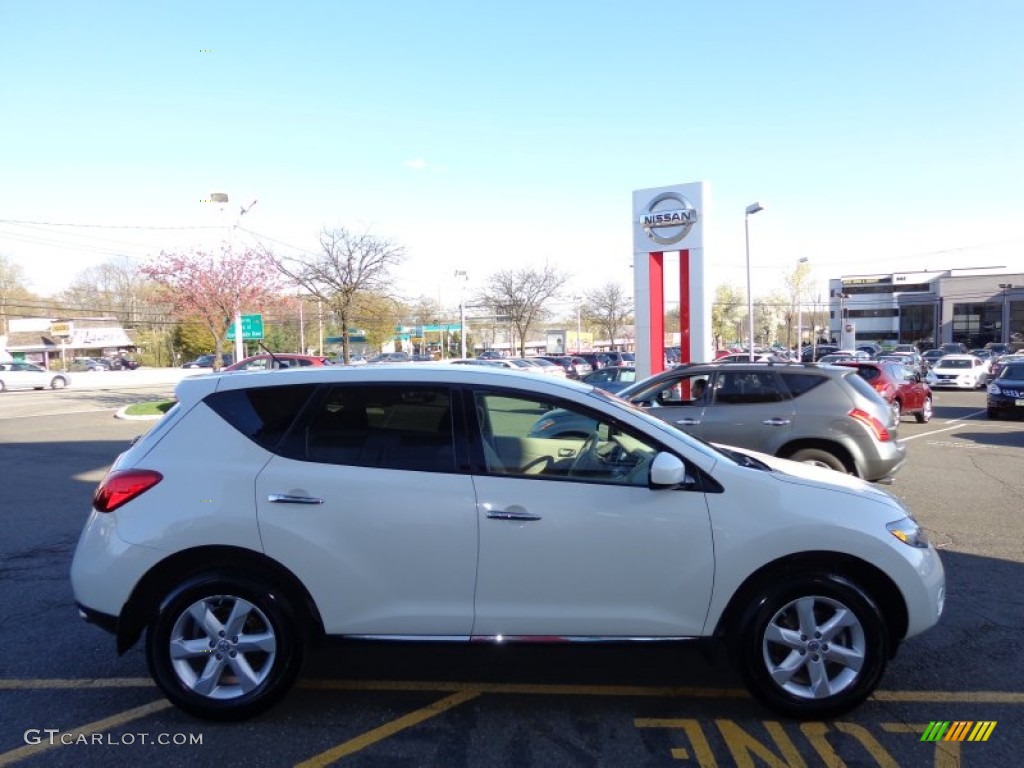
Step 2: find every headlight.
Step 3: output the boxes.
[988,383,1001,395]
[887,517,930,548]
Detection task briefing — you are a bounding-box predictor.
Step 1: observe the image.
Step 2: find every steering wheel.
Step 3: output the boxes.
[568,432,602,478]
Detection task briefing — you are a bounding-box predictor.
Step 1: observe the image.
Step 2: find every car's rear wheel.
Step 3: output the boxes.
[915,396,933,423]
[787,448,847,473]
[146,575,304,720]
[734,574,888,720]
[891,400,901,423]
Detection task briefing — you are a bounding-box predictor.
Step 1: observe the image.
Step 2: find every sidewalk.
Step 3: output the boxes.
[59,366,206,391]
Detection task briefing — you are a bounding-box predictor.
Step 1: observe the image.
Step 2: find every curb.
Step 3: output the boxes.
[114,405,163,422]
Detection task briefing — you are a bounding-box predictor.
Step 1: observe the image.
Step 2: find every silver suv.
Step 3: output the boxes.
[534,362,905,482]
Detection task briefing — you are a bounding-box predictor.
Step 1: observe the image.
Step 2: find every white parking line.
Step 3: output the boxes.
[901,410,987,441]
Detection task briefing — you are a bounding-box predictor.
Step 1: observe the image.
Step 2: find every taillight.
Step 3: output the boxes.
[848,408,891,442]
[93,469,163,513]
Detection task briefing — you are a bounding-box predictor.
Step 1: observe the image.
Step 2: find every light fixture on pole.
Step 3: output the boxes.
[454,270,469,358]
[744,202,764,361]
[796,256,809,359]
[998,283,1013,344]
[572,295,583,354]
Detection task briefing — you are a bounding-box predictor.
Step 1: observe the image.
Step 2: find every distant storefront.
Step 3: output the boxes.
[2,317,135,368]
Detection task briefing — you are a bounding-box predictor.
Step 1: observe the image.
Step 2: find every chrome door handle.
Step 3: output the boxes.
[486,509,542,521]
[267,494,325,505]
[675,418,701,426]
[762,418,792,426]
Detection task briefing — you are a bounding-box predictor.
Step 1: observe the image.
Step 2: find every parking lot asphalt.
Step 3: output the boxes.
[0,380,1021,766]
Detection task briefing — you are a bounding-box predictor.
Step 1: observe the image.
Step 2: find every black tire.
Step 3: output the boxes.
[733,573,888,720]
[987,409,1000,420]
[146,574,305,720]
[50,376,68,390]
[787,448,847,473]
[891,400,901,423]
[914,396,933,424]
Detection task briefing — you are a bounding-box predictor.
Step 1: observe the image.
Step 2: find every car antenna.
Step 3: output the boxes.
[257,341,285,369]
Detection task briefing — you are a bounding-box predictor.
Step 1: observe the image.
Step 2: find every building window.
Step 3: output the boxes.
[952,302,1002,348]
[899,304,936,347]
[848,308,899,319]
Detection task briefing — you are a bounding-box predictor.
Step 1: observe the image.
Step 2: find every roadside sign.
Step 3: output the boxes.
[226,314,264,341]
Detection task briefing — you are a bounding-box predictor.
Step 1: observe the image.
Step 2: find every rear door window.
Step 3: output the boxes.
[283,385,457,473]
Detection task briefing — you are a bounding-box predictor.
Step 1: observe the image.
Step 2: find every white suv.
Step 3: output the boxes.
[71,365,945,721]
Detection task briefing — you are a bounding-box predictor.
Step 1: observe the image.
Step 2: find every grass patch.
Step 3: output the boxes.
[124,399,176,417]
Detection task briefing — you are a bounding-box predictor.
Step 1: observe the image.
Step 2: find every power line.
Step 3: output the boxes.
[0,218,223,231]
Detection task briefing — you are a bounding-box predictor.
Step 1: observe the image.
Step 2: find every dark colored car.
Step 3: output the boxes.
[800,344,840,362]
[182,354,234,369]
[989,353,1024,381]
[579,365,637,394]
[834,361,933,423]
[532,361,905,482]
[920,349,946,371]
[106,355,141,370]
[987,362,1024,419]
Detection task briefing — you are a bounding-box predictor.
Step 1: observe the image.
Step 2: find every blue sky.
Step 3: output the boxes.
[2,1,1022,311]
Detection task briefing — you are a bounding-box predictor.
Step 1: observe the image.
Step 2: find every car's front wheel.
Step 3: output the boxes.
[146,575,304,720]
[734,574,888,720]
[49,376,67,389]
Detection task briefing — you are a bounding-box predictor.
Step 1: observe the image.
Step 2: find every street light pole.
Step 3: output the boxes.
[573,295,583,353]
[796,256,809,359]
[744,202,764,361]
[455,270,468,358]
[998,283,1013,344]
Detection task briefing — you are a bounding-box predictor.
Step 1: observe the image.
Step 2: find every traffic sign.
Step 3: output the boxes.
[226,314,264,341]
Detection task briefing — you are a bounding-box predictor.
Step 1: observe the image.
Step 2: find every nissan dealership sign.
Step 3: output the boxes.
[639,191,698,245]
[632,183,705,253]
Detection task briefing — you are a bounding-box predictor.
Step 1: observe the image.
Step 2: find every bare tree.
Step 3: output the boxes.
[142,246,283,370]
[271,228,404,363]
[61,256,154,326]
[583,282,632,350]
[0,254,29,336]
[477,263,569,356]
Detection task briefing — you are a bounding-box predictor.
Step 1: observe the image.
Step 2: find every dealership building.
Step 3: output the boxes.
[828,268,1024,349]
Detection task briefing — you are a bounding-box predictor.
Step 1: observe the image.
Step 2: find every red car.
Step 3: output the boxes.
[835,361,933,423]
[222,354,332,372]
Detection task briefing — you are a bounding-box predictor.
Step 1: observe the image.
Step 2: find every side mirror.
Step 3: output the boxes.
[650,452,689,488]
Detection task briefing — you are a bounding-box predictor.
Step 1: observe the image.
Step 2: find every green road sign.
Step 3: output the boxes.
[226,314,264,341]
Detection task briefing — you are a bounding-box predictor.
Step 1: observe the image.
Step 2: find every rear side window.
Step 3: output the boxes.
[712,371,787,404]
[842,371,882,402]
[205,385,317,450]
[287,385,455,472]
[779,372,828,397]
[855,365,880,383]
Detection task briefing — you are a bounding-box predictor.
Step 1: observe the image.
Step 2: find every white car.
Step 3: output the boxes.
[71,365,944,721]
[925,354,989,389]
[0,362,71,392]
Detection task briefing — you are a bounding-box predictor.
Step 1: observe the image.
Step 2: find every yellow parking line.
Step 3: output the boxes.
[0,699,171,767]
[294,690,480,768]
